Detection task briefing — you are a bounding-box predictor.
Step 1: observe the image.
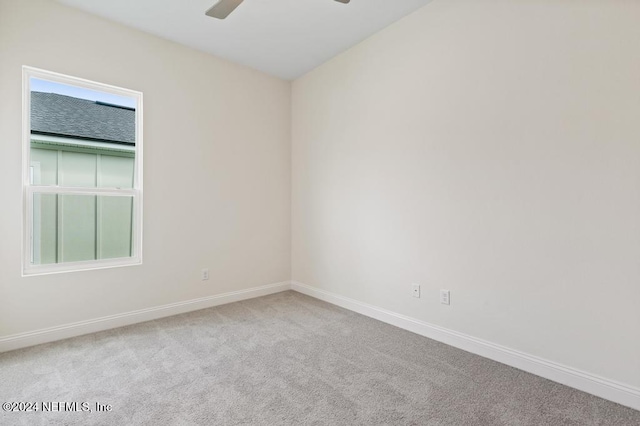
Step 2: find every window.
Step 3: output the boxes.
[22,67,143,275]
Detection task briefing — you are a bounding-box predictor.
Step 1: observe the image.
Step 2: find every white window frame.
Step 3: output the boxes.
[22,66,143,276]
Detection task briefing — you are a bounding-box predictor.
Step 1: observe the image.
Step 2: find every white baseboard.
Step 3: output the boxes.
[291,281,640,412]
[0,281,290,354]
[2,279,638,411]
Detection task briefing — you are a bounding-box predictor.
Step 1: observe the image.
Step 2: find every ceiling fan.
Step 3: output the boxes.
[206,0,350,20]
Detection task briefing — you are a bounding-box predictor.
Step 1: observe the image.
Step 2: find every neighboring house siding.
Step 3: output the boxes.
[31,142,134,264]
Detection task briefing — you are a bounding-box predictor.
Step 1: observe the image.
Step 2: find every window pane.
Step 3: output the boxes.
[60,151,97,188]
[32,193,134,265]
[30,77,137,189]
[30,148,58,185]
[99,155,134,189]
[32,193,58,264]
[98,196,134,259]
[60,194,97,262]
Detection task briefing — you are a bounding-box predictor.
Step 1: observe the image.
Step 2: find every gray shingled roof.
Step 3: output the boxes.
[31,92,135,145]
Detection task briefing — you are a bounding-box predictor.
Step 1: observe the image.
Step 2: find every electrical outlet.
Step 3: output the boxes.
[412,283,420,298]
[440,289,450,305]
[201,268,209,281]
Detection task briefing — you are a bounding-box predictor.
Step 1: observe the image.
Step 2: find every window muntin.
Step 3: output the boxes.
[23,67,143,275]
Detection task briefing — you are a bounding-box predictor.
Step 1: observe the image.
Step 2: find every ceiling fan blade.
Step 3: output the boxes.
[334,0,350,3]
[205,0,244,19]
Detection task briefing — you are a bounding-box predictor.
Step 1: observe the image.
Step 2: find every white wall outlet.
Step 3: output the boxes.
[440,289,450,305]
[201,268,209,281]
[412,283,420,298]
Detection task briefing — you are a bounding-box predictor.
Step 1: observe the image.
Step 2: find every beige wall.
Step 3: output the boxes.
[0,0,291,335]
[292,0,640,388]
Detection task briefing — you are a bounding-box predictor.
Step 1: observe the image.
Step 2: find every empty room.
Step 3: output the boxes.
[0,0,639,424]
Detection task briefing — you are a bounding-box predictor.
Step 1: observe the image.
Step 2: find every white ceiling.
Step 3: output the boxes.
[55,0,433,80]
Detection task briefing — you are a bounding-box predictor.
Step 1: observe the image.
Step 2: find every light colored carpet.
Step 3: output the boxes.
[0,291,638,425]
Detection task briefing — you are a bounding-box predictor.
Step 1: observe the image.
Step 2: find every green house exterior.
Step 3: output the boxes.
[30,92,136,265]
